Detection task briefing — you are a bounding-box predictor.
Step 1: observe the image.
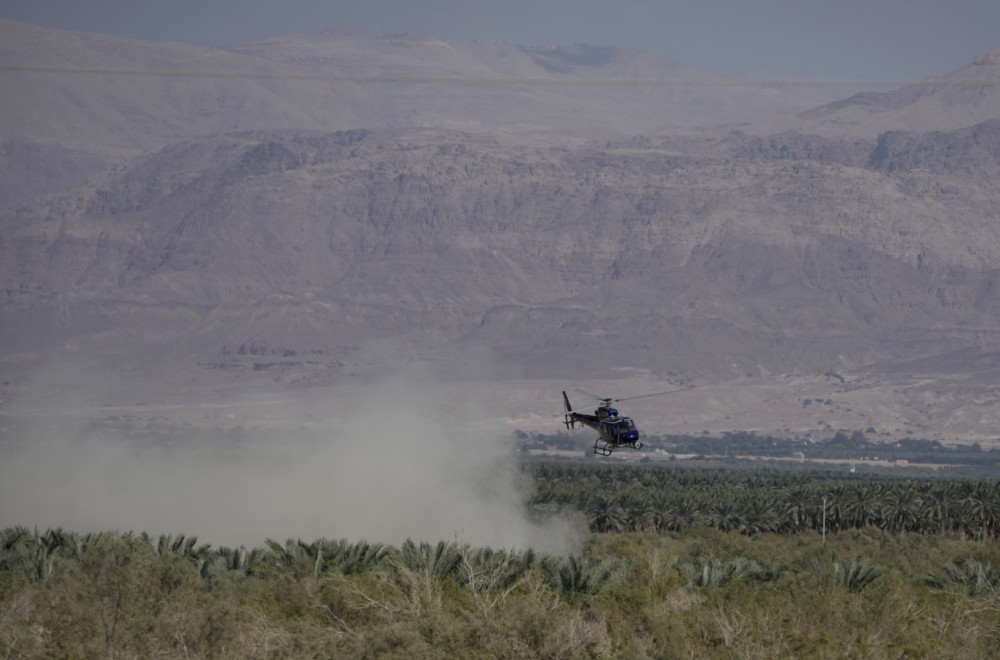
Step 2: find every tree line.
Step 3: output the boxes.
[517,429,1000,468]
[526,463,1000,539]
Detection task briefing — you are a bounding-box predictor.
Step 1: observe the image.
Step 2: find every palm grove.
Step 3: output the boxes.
[2,463,1000,658]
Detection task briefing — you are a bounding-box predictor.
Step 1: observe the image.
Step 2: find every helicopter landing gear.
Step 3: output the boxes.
[593,439,614,456]
[593,439,643,455]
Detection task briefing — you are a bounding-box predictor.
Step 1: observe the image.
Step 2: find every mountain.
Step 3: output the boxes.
[780,48,1000,137]
[4,122,1000,433]
[3,21,1000,442]
[0,136,118,208]
[0,18,841,181]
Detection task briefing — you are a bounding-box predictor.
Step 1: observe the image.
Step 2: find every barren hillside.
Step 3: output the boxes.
[2,21,1000,443]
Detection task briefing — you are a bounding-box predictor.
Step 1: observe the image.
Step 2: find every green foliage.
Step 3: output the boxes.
[540,554,620,597]
[526,462,1000,541]
[396,539,464,583]
[929,559,1000,598]
[834,556,885,593]
[678,556,783,589]
[3,465,1000,657]
[329,538,388,575]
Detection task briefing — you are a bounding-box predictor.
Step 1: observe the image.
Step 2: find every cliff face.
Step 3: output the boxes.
[3,124,999,382]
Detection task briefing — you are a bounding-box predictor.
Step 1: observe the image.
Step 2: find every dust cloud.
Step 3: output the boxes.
[0,362,583,554]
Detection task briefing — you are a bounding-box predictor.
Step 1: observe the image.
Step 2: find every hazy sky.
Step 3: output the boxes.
[1,0,998,81]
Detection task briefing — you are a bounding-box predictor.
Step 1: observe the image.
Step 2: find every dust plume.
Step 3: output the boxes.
[0,362,583,554]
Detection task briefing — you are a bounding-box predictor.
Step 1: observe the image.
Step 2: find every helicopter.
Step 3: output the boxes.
[562,388,686,457]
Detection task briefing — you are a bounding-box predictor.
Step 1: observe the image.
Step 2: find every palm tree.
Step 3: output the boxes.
[462,546,536,594]
[880,484,923,535]
[146,534,210,563]
[928,560,1000,597]
[740,496,780,537]
[678,558,731,589]
[707,497,742,533]
[330,539,388,575]
[920,483,961,537]
[822,485,849,534]
[0,527,61,581]
[622,492,659,533]
[541,555,619,597]
[586,494,627,533]
[845,483,880,530]
[656,495,696,532]
[810,555,883,592]
[397,540,463,582]
[781,486,817,533]
[963,481,1000,543]
[952,497,980,541]
[679,557,782,589]
[264,538,305,571]
[834,557,884,593]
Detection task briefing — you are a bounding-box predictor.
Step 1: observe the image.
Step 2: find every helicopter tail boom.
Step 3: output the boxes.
[562,391,578,429]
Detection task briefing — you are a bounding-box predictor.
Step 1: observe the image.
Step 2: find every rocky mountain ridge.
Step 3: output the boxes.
[775,47,1000,137]
[2,21,1000,443]
[4,123,999,366]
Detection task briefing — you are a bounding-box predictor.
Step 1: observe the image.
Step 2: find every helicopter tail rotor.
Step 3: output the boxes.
[562,391,579,429]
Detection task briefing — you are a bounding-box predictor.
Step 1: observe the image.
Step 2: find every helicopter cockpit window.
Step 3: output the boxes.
[607,419,635,434]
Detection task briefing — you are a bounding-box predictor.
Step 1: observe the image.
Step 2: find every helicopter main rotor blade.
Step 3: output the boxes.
[574,389,612,402]
[614,388,692,403]
[575,387,690,404]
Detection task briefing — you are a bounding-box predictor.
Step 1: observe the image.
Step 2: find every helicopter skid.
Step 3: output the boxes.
[593,441,614,456]
[593,439,643,456]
